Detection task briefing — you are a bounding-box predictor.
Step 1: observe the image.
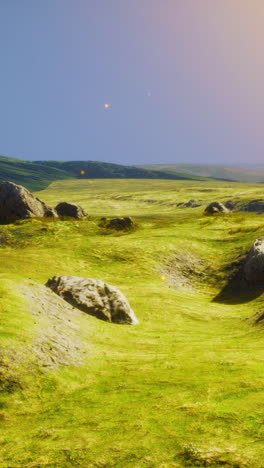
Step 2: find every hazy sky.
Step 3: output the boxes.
[1,0,264,165]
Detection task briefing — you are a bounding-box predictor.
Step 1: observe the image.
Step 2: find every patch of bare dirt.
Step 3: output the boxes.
[19,282,91,369]
[160,251,206,289]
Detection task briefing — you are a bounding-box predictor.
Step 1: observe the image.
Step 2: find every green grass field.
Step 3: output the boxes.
[1,179,264,467]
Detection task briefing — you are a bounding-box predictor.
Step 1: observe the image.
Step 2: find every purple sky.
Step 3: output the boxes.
[0,0,264,165]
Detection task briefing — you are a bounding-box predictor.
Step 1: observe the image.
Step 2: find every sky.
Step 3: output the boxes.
[0,0,264,166]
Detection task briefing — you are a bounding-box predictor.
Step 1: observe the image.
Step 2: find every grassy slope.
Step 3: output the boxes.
[0,155,74,191]
[0,154,209,192]
[140,163,264,183]
[1,179,264,467]
[35,160,209,181]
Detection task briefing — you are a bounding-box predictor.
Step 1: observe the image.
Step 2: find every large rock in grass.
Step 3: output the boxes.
[106,217,134,230]
[55,202,88,219]
[0,181,57,224]
[205,201,230,214]
[239,199,264,213]
[46,276,138,325]
[243,238,264,284]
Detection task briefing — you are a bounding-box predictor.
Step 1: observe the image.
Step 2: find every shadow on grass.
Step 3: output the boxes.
[212,263,264,305]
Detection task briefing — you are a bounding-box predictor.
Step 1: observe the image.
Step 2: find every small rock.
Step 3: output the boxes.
[106,217,134,230]
[225,200,235,210]
[184,199,202,208]
[204,202,230,214]
[55,202,88,219]
[176,200,202,208]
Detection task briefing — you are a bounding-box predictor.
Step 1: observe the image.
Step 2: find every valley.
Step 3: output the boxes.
[0,178,264,468]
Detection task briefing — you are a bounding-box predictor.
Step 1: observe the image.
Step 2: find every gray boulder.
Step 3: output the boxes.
[243,238,264,283]
[239,199,264,213]
[46,275,138,325]
[184,199,202,208]
[55,201,88,219]
[106,217,134,230]
[0,181,57,224]
[205,202,230,214]
[177,199,202,208]
[225,200,235,210]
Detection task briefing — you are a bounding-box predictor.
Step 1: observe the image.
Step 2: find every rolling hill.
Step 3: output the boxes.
[0,155,73,191]
[0,155,208,191]
[139,163,264,183]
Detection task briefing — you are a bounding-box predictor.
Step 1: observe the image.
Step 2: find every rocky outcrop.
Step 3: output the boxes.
[55,202,88,219]
[225,200,235,210]
[0,181,57,224]
[184,199,202,208]
[46,276,138,325]
[106,217,134,230]
[239,199,264,213]
[243,238,264,284]
[176,199,202,208]
[204,202,230,214]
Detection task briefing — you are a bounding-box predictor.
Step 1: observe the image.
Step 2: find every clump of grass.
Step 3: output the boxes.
[0,230,10,245]
[180,442,256,467]
[0,353,22,394]
[159,250,207,290]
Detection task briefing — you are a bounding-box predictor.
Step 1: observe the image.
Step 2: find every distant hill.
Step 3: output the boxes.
[35,160,209,181]
[0,155,208,191]
[139,163,264,183]
[0,155,73,191]
[2,155,261,192]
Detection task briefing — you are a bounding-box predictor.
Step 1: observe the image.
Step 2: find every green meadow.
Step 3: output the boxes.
[1,178,264,467]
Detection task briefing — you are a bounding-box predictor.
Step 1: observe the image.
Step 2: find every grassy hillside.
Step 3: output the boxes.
[35,160,208,181]
[140,163,264,183]
[1,178,264,467]
[0,155,74,191]
[0,155,209,192]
